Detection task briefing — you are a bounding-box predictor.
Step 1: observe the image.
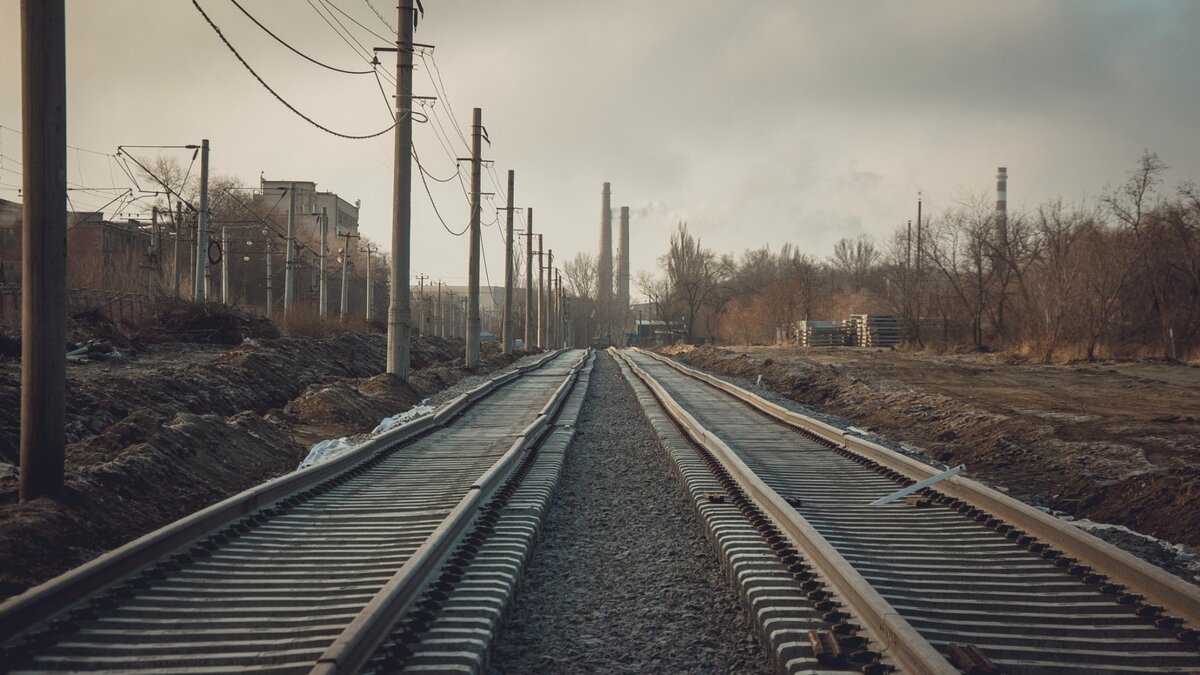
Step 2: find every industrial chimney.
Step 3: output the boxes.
[597,182,613,338]
[995,166,1008,247]
[617,205,630,337]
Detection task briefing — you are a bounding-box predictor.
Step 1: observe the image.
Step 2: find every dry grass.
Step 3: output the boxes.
[278,306,384,338]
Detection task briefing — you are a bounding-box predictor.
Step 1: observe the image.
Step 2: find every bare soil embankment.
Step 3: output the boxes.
[663,345,1200,552]
[0,331,523,601]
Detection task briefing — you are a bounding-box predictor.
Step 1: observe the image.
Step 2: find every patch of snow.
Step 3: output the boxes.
[297,399,437,471]
[372,399,435,434]
[297,437,356,470]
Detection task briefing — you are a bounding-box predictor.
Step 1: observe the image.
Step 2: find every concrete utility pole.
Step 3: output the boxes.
[556,272,564,347]
[524,208,533,350]
[150,206,159,297]
[174,201,183,298]
[547,249,554,348]
[265,237,274,318]
[536,235,544,348]
[502,169,515,354]
[339,231,354,321]
[364,243,374,322]
[193,139,210,301]
[597,181,612,339]
[465,107,483,368]
[617,205,630,338]
[549,270,557,348]
[220,226,229,303]
[319,207,328,319]
[435,280,443,337]
[387,0,415,377]
[19,0,66,502]
[415,273,428,333]
[284,182,296,316]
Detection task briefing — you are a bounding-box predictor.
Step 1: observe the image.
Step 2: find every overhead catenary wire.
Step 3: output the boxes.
[227,0,374,75]
[363,0,395,35]
[308,0,375,64]
[192,0,395,140]
[320,0,392,44]
[414,146,467,237]
[420,52,471,151]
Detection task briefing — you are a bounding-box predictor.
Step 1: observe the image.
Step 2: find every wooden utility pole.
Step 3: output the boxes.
[502,169,515,354]
[19,0,66,502]
[387,0,415,377]
[465,107,483,368]
[193,139,209,301]
[524,209,533,350]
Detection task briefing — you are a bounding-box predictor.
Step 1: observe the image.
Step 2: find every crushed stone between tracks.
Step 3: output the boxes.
[488,351,772,675]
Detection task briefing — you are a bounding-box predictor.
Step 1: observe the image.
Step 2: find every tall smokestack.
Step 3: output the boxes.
[995,166,1008,226]
[617,205,630,335]
[996,166,1008,247]
[597,182,613,337]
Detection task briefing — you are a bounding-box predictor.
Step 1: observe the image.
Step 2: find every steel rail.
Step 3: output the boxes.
[615,349,957,675]
[311,349,590,675]
[631,347,1200,632]
[0,349,568,647]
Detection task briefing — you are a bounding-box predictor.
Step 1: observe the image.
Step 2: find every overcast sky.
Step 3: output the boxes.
[2,1,1198,294]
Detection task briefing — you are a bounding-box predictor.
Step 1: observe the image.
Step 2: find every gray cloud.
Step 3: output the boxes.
[1,1,1197,293]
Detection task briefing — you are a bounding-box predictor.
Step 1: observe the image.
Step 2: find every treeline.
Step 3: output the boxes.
[636,153,1200,361]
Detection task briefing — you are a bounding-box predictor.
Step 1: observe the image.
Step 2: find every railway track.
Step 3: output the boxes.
[0,349,590,675]
[617,348,1200,675]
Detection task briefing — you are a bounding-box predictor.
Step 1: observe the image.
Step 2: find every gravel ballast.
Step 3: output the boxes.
[488,351,772,674]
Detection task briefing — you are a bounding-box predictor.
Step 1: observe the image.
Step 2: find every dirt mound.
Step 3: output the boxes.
[0,411,296,599]
[68,309,137,351]
[0,330,531,600]
[135,300,280,346]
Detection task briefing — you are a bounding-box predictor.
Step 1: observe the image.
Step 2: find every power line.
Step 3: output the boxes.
[420,53,471,150]
[321,0,392,44]
[192,0,396,140]
[414,146,467,237]
[228,0,374,75]
[363,0,395,35]
[308,0,373,62]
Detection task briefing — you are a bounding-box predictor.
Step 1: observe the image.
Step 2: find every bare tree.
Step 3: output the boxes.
[636,270,675,329]
[661,222,722,341]
[563,251,596,300]
[829,234,881,292]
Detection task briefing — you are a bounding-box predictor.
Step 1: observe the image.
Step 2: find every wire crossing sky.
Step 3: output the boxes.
[1,1,1198,292]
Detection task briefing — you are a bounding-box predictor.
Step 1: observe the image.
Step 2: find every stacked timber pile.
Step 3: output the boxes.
[848,314,902,347]
[797,320,849,347]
